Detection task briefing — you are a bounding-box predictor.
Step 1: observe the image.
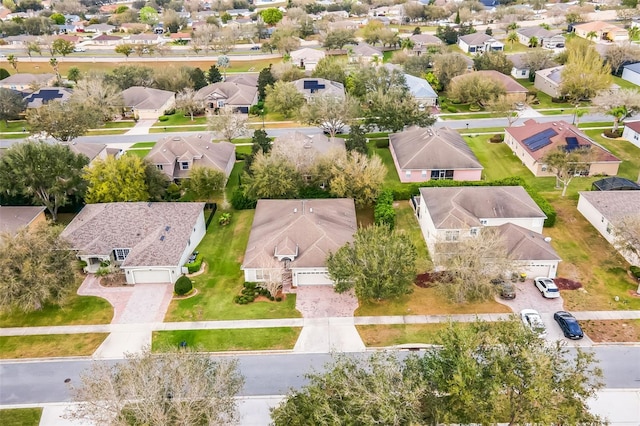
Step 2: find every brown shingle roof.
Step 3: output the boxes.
[495,222,561,261]
[624,120,640,133]
[450,70,528,94]
[0,206,46,235]
[389,126,483,171]
[61,202,205,267]
[505,119,621,163]
[196,81,257,107]
[419,186,546,229]
[242,199,357,269]
[273,131,345,155]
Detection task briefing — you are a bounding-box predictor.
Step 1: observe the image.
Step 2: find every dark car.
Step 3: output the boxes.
[553,311,584,340]
[250,45,261,51]
[491,278,516,300]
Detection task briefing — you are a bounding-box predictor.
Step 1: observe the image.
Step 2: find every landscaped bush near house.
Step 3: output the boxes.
[374,189,395,229]
[185,254,203,274]
[489,134,504,143]
[218,213,231,226]
[630,266,640,279]
[374,139,389,148]
[234,282,275,304]
[447,105,459,113]
[158,115,170,122]
[235,152,248,161]
[174,276,193,296]
[231,188,257,210]
[603,130,622,138]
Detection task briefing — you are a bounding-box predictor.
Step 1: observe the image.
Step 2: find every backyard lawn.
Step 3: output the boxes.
[0,333,108,359]
[0,408,42,426]
[152,327,301,351]
[164,209,301,321]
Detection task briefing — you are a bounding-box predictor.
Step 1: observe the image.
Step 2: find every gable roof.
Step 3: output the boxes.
[623,62,640,74]
[505,119,621,163]
[0,206,46,235]
[495,222,561,261]
[146,134,235,179]
[458,32,495,45]
[292,78,345,99]
[273,131,345,155]
[196,81,257,106]
[450,70,528,93]
[389,126,483,170]
[573,20,625,33]
[352,42,382,57]
[92,34,121,41]
[121,86,175,110]
[61,202,205,267]
[225,73,258,87]
[579,191,640,225]
[410,33,442,45]
[242,199,357,269]
[290,47,326,61]
[403,73,437,99]
[63,142,107,162]
[624,120,640,132]
[419,186,546,229]
[0,73,55,85]
[517,26,560,39]
[536,66,564,84]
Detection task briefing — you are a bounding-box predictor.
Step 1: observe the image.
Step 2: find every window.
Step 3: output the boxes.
[480,219,488,225]
[470,228,478,236]
[541,165,547,172]
[156,164,163,171]
[256,269,264,280]
[405,171,411,178]
[521,70,526,76]
[445,230,459,241]
[180,162,189,170]
[421,170,427,178]
[217,100,225,108]
[601,216,604,223]
[606,223,612,234]
[431,169,454,180]
[113,248,130,261]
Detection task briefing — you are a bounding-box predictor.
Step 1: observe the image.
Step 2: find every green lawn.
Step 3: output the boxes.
[584,130,640,181]
[124,148,152,158]
[441,112,500,120]
[0,120,29,133]
[396,202,432,272]
[0,288,113,327]
[0,333,108,359]
[152,327,301,351]
[164,209,301,321]
[150,125,207,133]
[370,144,401,192]
[613,75,639,90]
[152,113,208,127]
[130,141,156,148]
[100,121,136,129]
[0,408,42,426]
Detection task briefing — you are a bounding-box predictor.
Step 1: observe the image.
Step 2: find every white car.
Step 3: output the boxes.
[520,309,547,338]
[73,47,86,52]
[534,277,560,299]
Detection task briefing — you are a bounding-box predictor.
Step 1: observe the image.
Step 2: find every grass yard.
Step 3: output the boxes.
[0,333,108,359]
[357,322,493,347]
[370,145,402,192]
[152,113,208,127]
[0,120,29,133]
[0,408,42,426]
[150,125,207,133]
[130,142,156,148]
[585,130,640,180]
[613,76,639,90]
[124,149,152,158]
[152,327,301,352]
[0,288,113,327]
[580,319,640,342]
[164,209,301,321]
[396,201,432,272]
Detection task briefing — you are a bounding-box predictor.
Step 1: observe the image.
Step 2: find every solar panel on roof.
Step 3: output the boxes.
[25,89,65,105]
[302,80,326,91]
[522,128,557,151]
[565,136,579,151]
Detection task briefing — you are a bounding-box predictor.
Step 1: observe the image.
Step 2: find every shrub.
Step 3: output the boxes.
[219,212,231,226]
[275,296,282,302]
[374,189,396,229]
[551,97,565,103]
[100,259,111,268]
[468,103,481,112]
[185,254,203,274]
[489,133,504,143]
[158,115,169,122]
[174,275,193,296]
[603,130,622,138]
[447,105,459,113]
[231,187,257,210]
[235,152,247,161]
[164,108,176,115]
[96,266,111,277]
[77,260,88,271]
[374,139,389,148]
[631,266,640,279]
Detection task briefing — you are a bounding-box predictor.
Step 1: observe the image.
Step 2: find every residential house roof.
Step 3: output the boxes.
[196,81,257,107]
[61,202,205,267]
[458,32,496,46]
[495,222,561,261]
[623,62,640,74]
[0,73,56,86]
[389,126,483,170]
[573,20,625,34]
[516,26,561,39]
[92,34,121,41]
[0,206,46,235]
[273,131,345,155]
[24,87,73,108]
[63,142,107,162]
[536,66,564,84]
[351,42,382,57]
[122,86,175,110]
[128,33,161,41]
[624,120,640,132]
[292,78,345,100]
[145,134,235,179]
[450,70,528,93]
[242,199,357,269]
[409,33,442,45]
[290,47,326,61]
[85,23,115,32]
[419,186,546,229]
[505,119,621,163]
[225,74,258,87]
[578,190,640,225]
[403,73,437,100]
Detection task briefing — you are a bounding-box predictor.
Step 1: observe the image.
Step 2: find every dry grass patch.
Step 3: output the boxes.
[357,323,448,346]
[0,333,108,359]
[580,320,640,342]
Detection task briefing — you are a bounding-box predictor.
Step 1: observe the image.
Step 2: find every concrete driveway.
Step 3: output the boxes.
[497,279,593,347]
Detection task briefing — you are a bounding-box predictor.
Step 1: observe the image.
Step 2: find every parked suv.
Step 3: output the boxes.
[491,278,516,300]
[534,277,560,299]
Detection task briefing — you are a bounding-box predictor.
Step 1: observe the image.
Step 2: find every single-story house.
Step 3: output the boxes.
[241,198,357,287]
[0,206,47,237]
[404,73,438,107]
[61,202,206,284]
[621,63,640,88]
[577,190,640,266]
[516,27,564,48]
[414,186,554,275]
[450,70,528,101]
[510,53,530,80]
[196,81,258,114]
[145,134,236,180]
[573,21,628,42]
[410,33,443,56]
[0,73,57,93]
[292,78,345,101]
[457,33,504,54]
[84,23,116,34]
[63,142,109,166]
[622,120,640,148]
[290,48,326,71]
[349,43,383,64]
[504,119,621,177]
[24,87,73,108]
[389,126,483,183]
[534,66,564,98]
[91,34,122,46]
[121,86,175,120]
[327,20,359,31]
[127,33,164,44]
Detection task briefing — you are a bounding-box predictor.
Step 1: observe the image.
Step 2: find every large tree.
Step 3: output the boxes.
[270,23,300,54]
[298,94,359,138]
[265,81,306,118]
[543,146,593,197]
[327,224,417,301]
[521,49,555,81]
[432,53,469,89]
[605,43,640,76]
[311,56,347,85]
[0,87,26,124]
[322,29,356,50]
[83,155,151,203]
[243,152,301,199]
[560,39,612,103]
[26,100,102,142]
[363,88,435,132]
[592,88,640,132]
[472,50,513,74]
[51,38,74,56]
[486,93,525,127]
[345,124,367,155]
[0,223,77,312]
[70,72,124,122]
[0,141,88,221]
[260,7,283,25]
[326,152,386,207]
[207,106,248,142]
[447,74,506,107]
[186,166,226,205]
[257,66,276,100]
[68,347,244,425]
[175,88,205,121]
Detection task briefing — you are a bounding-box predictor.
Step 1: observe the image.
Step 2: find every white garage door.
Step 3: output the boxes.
[524,264,553,279]
[131,269,172,284]
[295,271,334,286]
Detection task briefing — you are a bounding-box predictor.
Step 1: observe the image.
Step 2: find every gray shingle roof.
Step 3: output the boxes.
[389,126,483,170]
[496,222,561,261]
[0,206,46,235]
[242,199,357,269]
[579,191,640,225]
[196,81,258,107]
[122,86,175,110]
[419,186,546,229]
[273,131,345,155]
[61,202,205,267]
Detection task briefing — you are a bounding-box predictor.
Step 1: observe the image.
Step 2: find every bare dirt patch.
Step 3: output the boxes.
[580,319,640,342]
[554,277,583,290]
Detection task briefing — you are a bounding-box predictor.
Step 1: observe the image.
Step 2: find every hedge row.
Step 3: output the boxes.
[374,189,395,229]
[184,254,204,274]
[390,176,556,227]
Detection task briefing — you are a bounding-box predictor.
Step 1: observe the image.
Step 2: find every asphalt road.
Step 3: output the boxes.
[1,347,639,405]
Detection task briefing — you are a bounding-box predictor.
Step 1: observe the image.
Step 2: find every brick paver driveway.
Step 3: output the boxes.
[295,286,359,318]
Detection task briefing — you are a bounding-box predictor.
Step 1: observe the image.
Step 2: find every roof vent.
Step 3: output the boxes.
[165,225,171,232]
[198,134,202,138]
[552,122,557,126]
[160,235,165,241]
[206,145,209,149]
[294,208,298,213]
[309,207,313,213]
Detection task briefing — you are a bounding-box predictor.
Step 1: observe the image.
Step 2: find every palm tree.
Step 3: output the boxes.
[49,57,60,82]
[506,31,519,50]
[529,36,539,48]
[400,38,414,51]
[608,105,629,133]
[6,54,17,72]
[586,31,598,41]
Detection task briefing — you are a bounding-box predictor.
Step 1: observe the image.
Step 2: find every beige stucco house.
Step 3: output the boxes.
[121,86,175,120]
